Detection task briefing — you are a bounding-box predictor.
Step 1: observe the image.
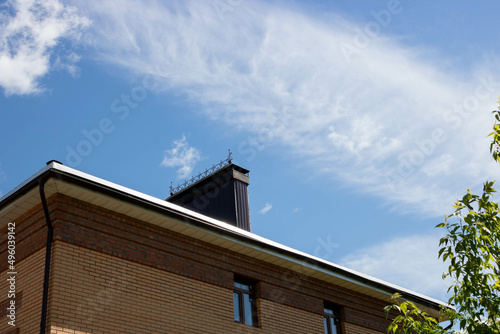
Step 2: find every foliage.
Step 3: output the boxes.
[384,294,453,334]
[438,179,500,333]
[490,98,500,164]
[385,99,500,334]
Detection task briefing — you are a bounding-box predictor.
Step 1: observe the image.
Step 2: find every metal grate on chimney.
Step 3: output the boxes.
[169,150,233,196]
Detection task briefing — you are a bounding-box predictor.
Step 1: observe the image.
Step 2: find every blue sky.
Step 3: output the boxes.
[1,0,500,304]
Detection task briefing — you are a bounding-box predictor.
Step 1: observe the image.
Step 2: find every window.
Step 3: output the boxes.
[324,303,341,334]
[233,276,257,326]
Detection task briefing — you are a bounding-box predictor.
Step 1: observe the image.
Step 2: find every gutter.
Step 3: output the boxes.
[38,170,55,334]
[42,164,449,313]
[0,161,451,318]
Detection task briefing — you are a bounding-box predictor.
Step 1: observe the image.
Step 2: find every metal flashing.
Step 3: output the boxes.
[0,162,451,318]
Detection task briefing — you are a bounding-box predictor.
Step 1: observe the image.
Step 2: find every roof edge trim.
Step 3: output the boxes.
[0,162,451,314]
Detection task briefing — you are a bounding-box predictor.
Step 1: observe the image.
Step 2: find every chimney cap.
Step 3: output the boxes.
[169,150,246,196]
[167,163,248,201]
[166,161,251,231]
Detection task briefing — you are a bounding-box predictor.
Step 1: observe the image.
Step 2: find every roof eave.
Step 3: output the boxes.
[0,162,452,318]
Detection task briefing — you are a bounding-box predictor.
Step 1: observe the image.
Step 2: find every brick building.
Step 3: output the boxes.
[0,160,448,333]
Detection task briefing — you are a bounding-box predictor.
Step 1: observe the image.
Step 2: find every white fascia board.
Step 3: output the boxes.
[2,161,450,310]
[0,163,53,203]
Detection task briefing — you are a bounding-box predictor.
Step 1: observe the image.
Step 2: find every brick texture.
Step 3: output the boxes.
[1,329,19,334]
[0,192,393,333]
[0,248,45,333]
[47,241,326,334]
[344,323,384,334]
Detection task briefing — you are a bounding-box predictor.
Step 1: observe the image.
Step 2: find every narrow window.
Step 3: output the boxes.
[324,302,341,334]
[233,276,257,326]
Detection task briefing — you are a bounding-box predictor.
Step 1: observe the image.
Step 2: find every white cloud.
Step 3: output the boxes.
[52,51,83,78]
[76,0,500,216]
[160,135,202,179]
[340,234,451,301]
[0,0,90,96]
[259,202,272,215]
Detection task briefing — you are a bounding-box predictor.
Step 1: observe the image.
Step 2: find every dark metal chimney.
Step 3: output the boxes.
[167,154,251,231]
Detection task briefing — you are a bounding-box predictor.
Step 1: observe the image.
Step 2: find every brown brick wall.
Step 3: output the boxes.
[0,248,45,334]
[258,299,323,333]
[0,201,48,273]
[0,192,392,333]
[0,197,52,333]
[48,241,325,334]
[344,323,384,334]
[1,328,19,334]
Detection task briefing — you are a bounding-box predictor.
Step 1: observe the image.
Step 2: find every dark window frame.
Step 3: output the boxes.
[233,275,258,327]
[324,302,342,334]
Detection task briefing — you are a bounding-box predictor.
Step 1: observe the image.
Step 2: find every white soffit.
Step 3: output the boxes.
[0,162,449,318]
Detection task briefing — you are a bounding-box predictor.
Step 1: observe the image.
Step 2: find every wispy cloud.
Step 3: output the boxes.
[77,0,500,216]
[340,233,451,301]
[0,0,90,96]
[160,135,202,179]
[259,202,272,215]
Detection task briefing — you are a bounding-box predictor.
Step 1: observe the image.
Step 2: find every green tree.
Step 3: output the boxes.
[385,293,454,334]
[385,99,500,334]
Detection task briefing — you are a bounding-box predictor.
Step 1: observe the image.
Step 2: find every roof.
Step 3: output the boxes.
[0,161,451,319]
